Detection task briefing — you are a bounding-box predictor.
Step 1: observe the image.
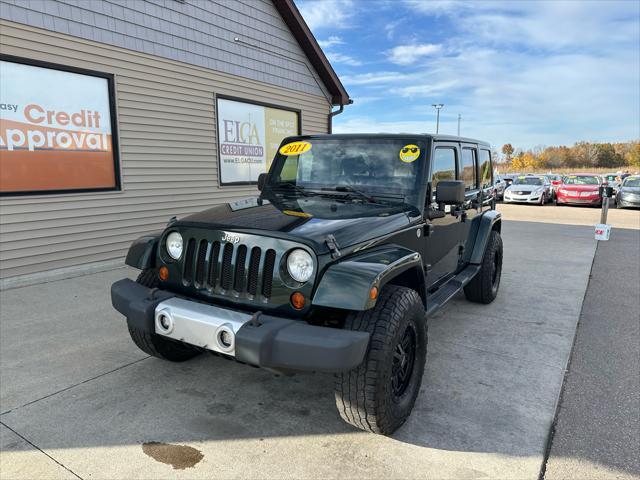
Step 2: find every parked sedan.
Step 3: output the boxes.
[616,176,640,209]
[556,174,603,207]
[494,174,506,200]
[544,174,563,199]
[503,175,552,205]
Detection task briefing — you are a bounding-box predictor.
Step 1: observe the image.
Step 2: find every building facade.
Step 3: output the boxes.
[0,0,349,281]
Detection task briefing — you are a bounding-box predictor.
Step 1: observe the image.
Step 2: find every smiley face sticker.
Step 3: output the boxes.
[399,144,420,163]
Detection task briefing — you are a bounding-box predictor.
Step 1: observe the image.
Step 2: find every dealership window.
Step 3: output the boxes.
[431,147,457,200]
[479,149,493,189]
[461,148,478,191]
[216,96,300,186]
[0,56,119,196]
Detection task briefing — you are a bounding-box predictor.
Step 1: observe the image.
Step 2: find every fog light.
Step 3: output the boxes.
[219,330,232,348]
[290,291,305,310]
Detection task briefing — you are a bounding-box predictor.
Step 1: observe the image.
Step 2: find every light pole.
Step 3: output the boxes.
[457,114,461,136]
[431,103,444,134]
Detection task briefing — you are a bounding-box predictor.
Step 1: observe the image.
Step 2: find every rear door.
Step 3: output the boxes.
[478,148,494,207]
[459,143,481,249]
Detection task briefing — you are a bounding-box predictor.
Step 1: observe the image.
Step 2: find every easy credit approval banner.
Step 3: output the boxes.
[217,98,298,185]
[0,59,118,194]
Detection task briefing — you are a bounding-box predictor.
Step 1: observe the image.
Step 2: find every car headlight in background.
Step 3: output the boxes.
[287,249,314,283]
[166,232,183,260]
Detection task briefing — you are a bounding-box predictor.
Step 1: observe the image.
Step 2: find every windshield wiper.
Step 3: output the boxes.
[321,185,379,203]
[268,182,315,197]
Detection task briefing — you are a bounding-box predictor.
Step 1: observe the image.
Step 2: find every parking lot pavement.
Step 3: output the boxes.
[498,202,640,230]
[544,228,640,480]
[0,211,601,479]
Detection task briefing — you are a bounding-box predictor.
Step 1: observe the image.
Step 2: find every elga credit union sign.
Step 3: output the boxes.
[217,98,298,185]
[0,59,118,195]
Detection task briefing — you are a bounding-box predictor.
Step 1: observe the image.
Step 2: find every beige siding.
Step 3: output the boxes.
[0,20,331,279]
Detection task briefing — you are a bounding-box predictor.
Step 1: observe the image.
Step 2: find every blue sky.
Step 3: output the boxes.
[297,0,640,151]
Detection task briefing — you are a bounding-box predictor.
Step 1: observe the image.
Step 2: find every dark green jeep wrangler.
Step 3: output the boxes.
[111,134,502,435]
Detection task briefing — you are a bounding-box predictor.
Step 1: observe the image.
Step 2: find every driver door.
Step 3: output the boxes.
[423,143,462,288]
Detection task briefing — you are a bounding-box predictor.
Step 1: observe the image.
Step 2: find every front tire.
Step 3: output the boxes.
[127,270,201,362]
[334,285,427,435]
[464,230,503,304]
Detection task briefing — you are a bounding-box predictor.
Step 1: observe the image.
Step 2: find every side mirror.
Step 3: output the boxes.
[435,180,465,205]
[257,173,267,191]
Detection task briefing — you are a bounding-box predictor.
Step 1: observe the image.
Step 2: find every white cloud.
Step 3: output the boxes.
[334,0,639,148]
[325,52,363,66]
[341,71,406,86]
[297,0,355,30]
[318,36,345,49]
[387,43,442,65]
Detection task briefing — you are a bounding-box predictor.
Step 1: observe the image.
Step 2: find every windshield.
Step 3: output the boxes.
[605,175,618,182]
[563,176,601,185]
[623,177,640,187]
[513,176,543,186]
[266,137,426,210]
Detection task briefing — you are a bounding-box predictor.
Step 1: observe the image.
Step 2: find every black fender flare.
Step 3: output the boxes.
[125,233,161,270]
[312,245,425,311]
[462,210,502,265]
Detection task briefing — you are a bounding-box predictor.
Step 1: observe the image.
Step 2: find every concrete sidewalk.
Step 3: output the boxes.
[0,219,597,479]
[544,228,640,480]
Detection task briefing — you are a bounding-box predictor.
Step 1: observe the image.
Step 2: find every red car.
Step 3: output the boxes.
[556,174,603,207]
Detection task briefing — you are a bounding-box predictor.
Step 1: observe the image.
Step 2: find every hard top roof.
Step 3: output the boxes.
[294,133,491,146]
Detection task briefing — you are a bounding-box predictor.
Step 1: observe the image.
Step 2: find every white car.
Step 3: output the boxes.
[504,175,552,205]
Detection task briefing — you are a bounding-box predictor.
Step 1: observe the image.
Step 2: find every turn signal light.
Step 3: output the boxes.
[290,291,305,310]
[158,266,169,281]
[370,286,379,300]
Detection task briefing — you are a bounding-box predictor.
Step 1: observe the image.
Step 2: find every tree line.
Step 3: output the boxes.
[498,141,640,171]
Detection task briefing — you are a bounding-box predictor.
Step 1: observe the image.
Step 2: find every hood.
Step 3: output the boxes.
[560,184,601,191]
[173,196,415,254]
[620,186,640,193]
[508,184,543,193]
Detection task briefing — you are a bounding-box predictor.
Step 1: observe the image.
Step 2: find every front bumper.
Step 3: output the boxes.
[111,278,369,372]
[504,192,543,203]
[617,197,640,208]
[556,194,601,205]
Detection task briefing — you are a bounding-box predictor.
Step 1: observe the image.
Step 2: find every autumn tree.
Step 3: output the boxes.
[502,143,514,163]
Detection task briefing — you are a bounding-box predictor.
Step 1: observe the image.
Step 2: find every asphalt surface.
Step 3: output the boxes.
[0,204,636,479]
[544,228,640,480]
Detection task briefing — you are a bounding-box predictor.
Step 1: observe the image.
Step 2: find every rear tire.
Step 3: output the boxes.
[464,230,503,304]
[127,270,201,362]
[334,285,427,435]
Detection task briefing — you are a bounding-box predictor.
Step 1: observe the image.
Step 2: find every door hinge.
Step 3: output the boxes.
[325,234,341,259]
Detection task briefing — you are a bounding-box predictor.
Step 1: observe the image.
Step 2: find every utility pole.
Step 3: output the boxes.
[457,114,461,136]
[431,104,444,134]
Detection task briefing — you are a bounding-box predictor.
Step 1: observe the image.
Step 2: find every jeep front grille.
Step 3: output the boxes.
[181,237,276,299]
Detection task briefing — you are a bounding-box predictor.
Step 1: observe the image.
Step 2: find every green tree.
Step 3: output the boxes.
[595,143,624,168]
[625,142,640,168]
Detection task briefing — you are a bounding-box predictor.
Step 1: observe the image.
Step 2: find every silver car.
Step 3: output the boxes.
[504,175,552,205]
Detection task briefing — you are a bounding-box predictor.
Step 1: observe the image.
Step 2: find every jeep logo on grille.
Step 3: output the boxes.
[222,232,240,244]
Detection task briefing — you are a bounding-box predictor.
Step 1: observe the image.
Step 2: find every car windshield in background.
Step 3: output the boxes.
[623,177,640,187]
[605,175,618,182]
[267,137,426,209]
[513,176,543,186]
[563,176,600,185]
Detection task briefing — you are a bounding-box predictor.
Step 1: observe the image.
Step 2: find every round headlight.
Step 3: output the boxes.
[287,249,314,283]
[166,232,183,260]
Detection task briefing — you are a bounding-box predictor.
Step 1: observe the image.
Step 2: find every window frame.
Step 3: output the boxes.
[479,148,493,190]
[429,143,459,201]
[460,145,479,192]
[0,53,121,197]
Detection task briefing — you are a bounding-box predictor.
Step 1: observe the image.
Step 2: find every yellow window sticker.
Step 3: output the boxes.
[279,141,312,156]
[399,144,420,163]
[283,210,312,218]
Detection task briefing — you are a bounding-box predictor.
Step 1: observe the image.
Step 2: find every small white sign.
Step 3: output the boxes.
[595,223,612,241]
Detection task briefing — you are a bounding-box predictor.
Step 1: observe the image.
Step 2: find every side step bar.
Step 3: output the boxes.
[426,264,480,317]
